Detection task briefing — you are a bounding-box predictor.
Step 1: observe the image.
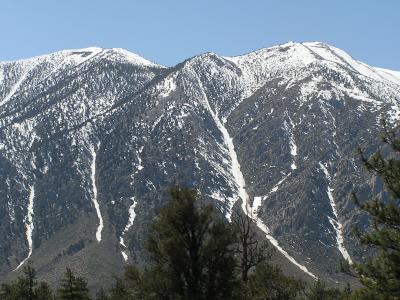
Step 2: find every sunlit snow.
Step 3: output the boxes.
[319,162,353,263]
[90,145,103,242]
[14,185,35,271]
[120,197,138,262]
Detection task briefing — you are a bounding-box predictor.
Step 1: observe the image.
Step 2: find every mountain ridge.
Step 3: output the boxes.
[0,41,399,289]
[2,41,399,76]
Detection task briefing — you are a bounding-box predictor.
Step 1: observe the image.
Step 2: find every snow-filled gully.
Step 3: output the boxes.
[120,198,138,262]
[251,174,316,279]
[283,117,298,170]
[90,145,104,242]
[196,77,317,279]
[120,149,144,262]
[14,185,35,271]
[319,162,353,263]
[0,63,35,107]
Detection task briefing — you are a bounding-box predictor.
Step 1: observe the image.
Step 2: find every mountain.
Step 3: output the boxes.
[0,42,399,289]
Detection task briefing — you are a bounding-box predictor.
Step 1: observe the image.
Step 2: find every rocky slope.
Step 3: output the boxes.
[0,42,399,288]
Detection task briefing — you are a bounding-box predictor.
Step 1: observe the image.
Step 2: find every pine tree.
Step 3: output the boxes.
[123,265,142,299]
[0,282,15,300]
[0,263,54,300]
[35,282,53,300]
[95,288,109,300]
[57,268,91,300]
[242,263,305,300]
[351,119,400,299]
[305,279,346,300]
[23,263,36,300]
[143,186,237,300]
[109,278,131,300]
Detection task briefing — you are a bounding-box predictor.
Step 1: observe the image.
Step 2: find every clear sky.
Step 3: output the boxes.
[1,0,399,70]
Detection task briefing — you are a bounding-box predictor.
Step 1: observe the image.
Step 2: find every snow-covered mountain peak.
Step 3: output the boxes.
[0,47,103,66]
[299,42,400,86]
[221,41,400,96]
[107,48,165,68]
[223,41,399,79]
[0,46,163,70]
[373,67,400,85]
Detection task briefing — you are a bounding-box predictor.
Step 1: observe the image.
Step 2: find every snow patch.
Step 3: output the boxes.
[120,197,138,262]
[304,42,399,86]
[136,147,144,173]
[111,48,163,68]
[90,145,103,242]
[388,104,400,122]
[121,251,128,262]
[319,162,353,263]
[373,67,400,85]
[283,117,298,170]
[14,185,35,271]
[158,75,177,98]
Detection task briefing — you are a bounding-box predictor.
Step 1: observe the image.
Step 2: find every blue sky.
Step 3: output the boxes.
[1,0,399,70]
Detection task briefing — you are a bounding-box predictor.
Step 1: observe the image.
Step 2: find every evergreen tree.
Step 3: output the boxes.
[23,263,36,300]
[35,282,54,300]
[0,282,15,300]
[108,266,143,300]
[57,268,91,300]
[0,263,54,300]
[352,119,400,299]
[123,265,143,299]
[143,186,237,300]
[109,278,131,300]
[305,279,348,300]
[241,263,304,300]
[94,288,109,300]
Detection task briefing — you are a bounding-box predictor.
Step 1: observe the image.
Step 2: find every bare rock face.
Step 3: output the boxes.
[0,42,399,288]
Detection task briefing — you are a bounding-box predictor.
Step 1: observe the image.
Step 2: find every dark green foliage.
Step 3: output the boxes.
[305,280,350,300]
[143,186,237,299]
[235,263,304,300]
[35,282,54,300]
[65,240,85,256]
[352,120,400,299]
[57,268,91,300]
[122,265,143,299]
[109,278,130,300]
[108,266,143,300]
[94,288,109,300]
[0,263,53,300]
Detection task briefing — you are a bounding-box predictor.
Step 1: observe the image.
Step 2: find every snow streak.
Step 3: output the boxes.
[0,62,34,107]
[197,77,249,219]
[319,162,353,263]
[252,214,317,279]
[120,148,144,262]
[120,197,138,262]
[14,185,35,271]
[250,175,317,279]
[197,76,316,279]
[283,117,297,170]
[90,145,103,242]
